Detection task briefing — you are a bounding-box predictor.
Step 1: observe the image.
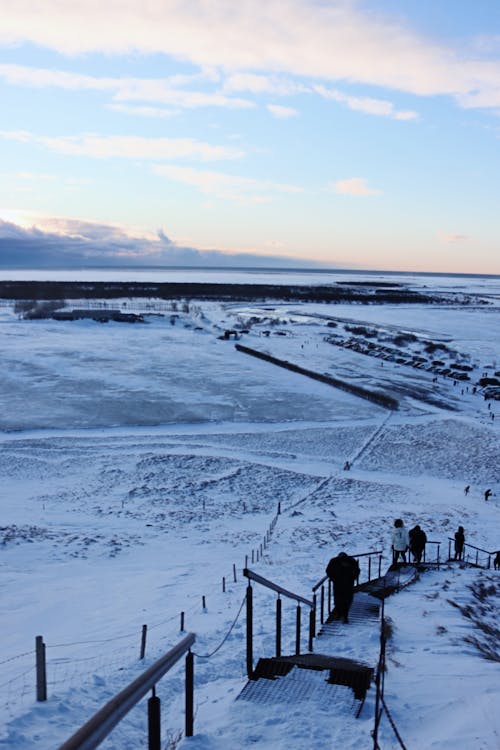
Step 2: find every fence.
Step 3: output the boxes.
[372,597,408,750]
[235,343,399,410]
[57,633,195,750]
[447,538,496,568]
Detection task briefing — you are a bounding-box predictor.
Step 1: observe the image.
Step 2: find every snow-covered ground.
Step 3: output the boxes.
[0,273,499,749]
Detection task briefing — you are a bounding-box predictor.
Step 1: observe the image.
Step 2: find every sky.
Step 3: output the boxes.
[1,0,500,273]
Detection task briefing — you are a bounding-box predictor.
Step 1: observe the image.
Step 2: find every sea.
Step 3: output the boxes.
[0,266,499,298]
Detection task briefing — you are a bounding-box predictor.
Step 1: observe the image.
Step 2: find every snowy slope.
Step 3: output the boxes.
[0,278,499,749]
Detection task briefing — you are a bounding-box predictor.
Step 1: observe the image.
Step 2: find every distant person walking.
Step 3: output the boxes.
[454,526,465,561]
[494,552,500,571]
[326,552,360,624]
[409,524,427,564]
[464,485,470,496]
[391,518,410,565]
[484,488,492,502]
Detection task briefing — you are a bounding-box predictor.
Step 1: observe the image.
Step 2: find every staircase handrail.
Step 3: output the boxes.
[446,538,495,555]
[58,633,196,750]
[243,568,313,608]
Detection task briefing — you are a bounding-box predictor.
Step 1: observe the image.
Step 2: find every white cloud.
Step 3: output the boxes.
[223,73,306,96]
[0,63,253,111]
[153,164,303,203]
[439,232,470,244]
[332,178,381,196]
[1,2,500,111]
[267,104,298,119]
[0,130,244,162]
[314,85,418,120]
[108,103,179,118]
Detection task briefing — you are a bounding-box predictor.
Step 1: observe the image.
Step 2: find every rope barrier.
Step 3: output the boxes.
[0,665,35,691]
[0,650,33,666]
[192,595,246,659]
[380,695,408,750]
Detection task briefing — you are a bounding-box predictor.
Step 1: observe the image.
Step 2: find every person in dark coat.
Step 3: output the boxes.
[326,552,360,623]
[494,551,500,571]
[409,525,427,564]
[454,526,465,560]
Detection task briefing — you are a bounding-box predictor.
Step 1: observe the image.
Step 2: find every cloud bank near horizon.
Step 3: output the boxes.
[0,218,326,269]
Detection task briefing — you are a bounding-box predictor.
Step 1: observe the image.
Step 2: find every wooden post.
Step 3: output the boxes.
[245,554,248,568]
[185,651,194,737]
[148,687,161,750]
[233,563,237,583]
[140,624,147,660]
[202,595,206,610]
[36,636,47,702]
[368,555,372,582]
[180,611,185,632]
[246,583,254,679]
[251,549,254,564]
[276,597,282,658]
[222,576,226,593]
[278,501,281,515]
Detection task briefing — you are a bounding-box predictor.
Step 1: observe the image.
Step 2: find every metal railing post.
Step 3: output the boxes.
[246,583,254,679]
[368,555,372,581]
[148,687,161,750]
[320,585,325,624]
[276,597,282,658]
[309,602,315,653]
[295,605,301,655]
[185,651,194,737]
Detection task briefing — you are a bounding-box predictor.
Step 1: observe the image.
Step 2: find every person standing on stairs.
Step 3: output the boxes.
[326,552,360,624]
[409,524,427,564]
[391,518,410,565]
[454,526,465,560]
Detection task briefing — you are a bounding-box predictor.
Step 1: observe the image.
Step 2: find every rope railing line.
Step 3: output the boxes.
[379,695,408,750]
[49,628,143,649]
[0,664,35,691]
[192,594,246,660]
[0,650,33,666]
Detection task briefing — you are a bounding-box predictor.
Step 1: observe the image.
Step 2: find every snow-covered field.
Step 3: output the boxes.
[0,273,499,749]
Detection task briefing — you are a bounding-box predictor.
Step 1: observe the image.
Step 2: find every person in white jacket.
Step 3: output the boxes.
[391,518,410,565]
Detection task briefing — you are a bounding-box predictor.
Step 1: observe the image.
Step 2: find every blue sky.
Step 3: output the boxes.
[1,0,500,273]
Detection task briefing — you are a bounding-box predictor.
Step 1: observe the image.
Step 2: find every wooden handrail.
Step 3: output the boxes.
[243,568,313,607]
[58,633,196,750]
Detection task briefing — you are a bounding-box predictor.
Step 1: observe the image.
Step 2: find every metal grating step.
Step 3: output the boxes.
[237,665,362,715]
[249,652,373,702]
